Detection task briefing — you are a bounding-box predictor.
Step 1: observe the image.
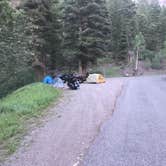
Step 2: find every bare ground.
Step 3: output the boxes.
[1,78,124,166]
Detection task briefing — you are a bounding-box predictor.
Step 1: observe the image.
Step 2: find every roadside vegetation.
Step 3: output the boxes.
[0,83,61,159]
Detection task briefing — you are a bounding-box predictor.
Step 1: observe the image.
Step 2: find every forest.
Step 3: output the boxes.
[1,0,166,97]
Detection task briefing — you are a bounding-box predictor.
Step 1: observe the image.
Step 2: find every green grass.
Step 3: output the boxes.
[0,83,61,158]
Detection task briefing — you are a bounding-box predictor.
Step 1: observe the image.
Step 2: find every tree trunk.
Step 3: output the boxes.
[133,48,139,76]
[135,49,139,71]
[78,60,87,75]
[82,63,87,75]
[78,60,83,74]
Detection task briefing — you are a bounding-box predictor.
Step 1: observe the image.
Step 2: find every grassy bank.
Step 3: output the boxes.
[0,83,61,159]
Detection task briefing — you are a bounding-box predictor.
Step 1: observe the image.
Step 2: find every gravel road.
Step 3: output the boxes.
[2,78,123,166]
[83,75,166,166]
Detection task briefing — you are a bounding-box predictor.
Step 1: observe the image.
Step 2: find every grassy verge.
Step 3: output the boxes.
[0,83,61,160]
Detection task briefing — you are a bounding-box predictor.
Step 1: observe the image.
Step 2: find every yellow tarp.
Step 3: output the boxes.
[87,74,106,83]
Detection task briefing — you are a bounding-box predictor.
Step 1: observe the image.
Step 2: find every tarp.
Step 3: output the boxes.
[87,74,106,83]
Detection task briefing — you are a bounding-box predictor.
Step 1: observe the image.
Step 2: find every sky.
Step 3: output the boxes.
[160,0,166,6]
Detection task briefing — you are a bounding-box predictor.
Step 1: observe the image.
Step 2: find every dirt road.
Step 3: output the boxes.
[2,78,124,166]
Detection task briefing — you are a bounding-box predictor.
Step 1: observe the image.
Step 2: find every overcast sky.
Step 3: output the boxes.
[160,0,166,5]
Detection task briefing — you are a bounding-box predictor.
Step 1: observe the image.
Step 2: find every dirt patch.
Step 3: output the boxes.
[1,78,124,166]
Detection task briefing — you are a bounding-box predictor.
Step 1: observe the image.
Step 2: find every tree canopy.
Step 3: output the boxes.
[63,0,111,73]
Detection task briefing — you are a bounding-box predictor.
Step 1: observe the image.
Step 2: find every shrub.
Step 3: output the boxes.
[142,50,155,61]
[104,66,121,77]
[151,56,161,69]
[144,59,152,70]
[0,68,35,98]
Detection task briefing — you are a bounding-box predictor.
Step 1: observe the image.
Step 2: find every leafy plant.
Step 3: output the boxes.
[151,56,161,69]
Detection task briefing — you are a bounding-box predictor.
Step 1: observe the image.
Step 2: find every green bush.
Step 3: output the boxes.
[104,66,121,77]
[0,68,35,98]
[144,59,152,70]
[142,49,155,61]
[151,56,161,69]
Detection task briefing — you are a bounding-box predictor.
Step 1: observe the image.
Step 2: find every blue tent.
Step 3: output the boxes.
[53,77,64,88]
[43,75,53,84]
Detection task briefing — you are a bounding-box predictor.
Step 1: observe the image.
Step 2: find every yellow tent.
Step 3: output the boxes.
[87,74,106,83]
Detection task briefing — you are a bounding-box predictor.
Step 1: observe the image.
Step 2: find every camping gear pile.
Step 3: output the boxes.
[43,73,106,90]
[60,74,80,90]
[43,74,80,90]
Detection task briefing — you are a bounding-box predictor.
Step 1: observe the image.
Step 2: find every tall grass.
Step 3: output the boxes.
[0,83,61,159]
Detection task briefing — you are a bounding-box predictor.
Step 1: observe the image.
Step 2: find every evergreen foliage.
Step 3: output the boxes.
[136,0,166,52]
[63,0,111,73]
[108,0,136,62]
[21,0,62,70]
[0,0,34,97]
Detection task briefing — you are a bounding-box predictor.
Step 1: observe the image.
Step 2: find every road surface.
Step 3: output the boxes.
[83,75,166,166]
[2,78,123,166]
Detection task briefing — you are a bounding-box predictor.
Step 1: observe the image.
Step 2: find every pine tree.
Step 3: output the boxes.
[159,7,166,49]
[62,0,80,71]
[147,0,162,51]
[63,0,111,74]
[108,0,136,62]
[42,0,62,70]
[22,0,62,71]
[136,0,163,52]
[0,1,34,97]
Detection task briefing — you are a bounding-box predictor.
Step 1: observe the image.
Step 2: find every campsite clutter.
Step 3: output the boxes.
[60,74,80,90]
[43,73,106,90]
[43,74,81,90]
